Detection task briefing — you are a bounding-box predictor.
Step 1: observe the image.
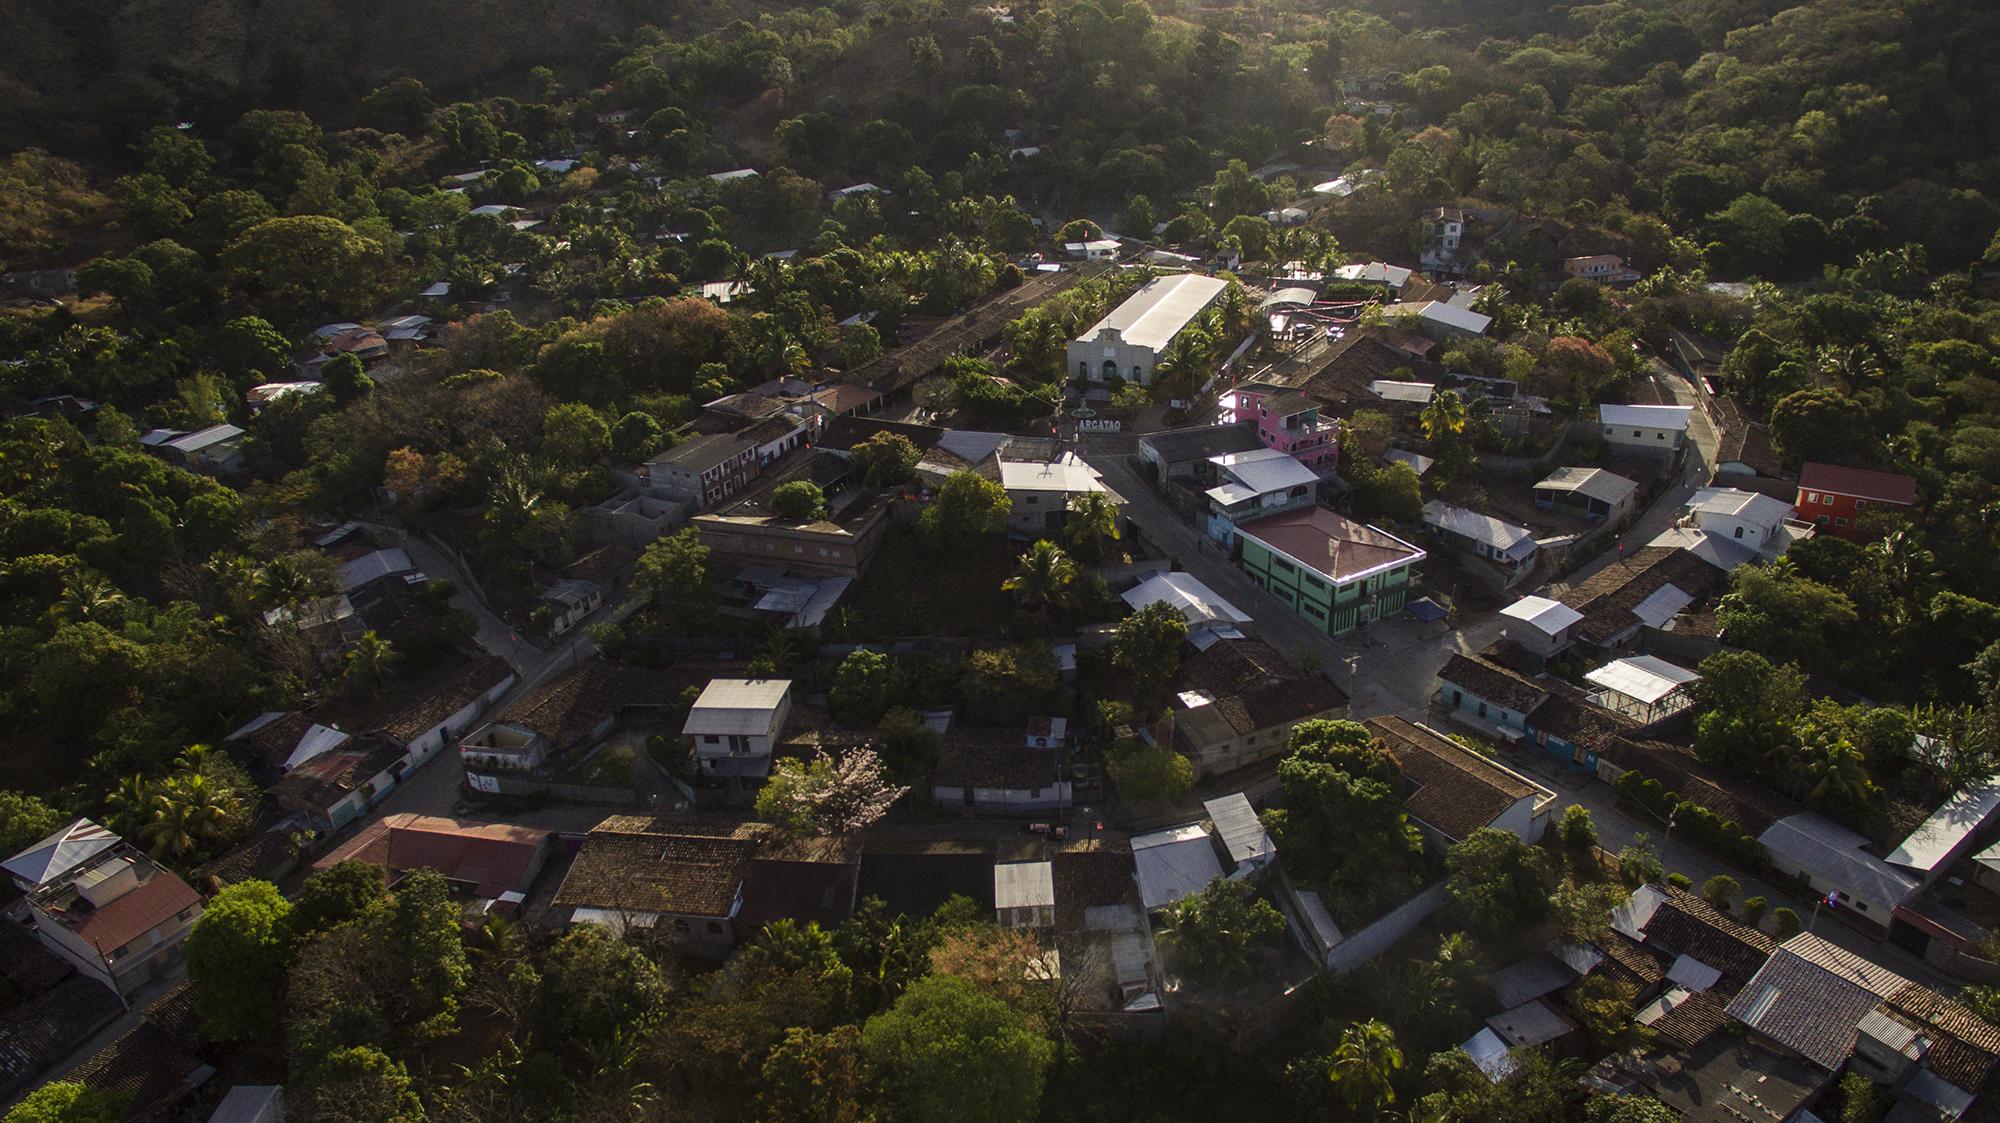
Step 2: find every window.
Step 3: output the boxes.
[1271,556,1295,573]
[1855,499,1867,510]
[706,921,723,934]
[1835,517,1848,526]
[1823,493,1835,505]
[1732,526,1743,539]
[672,918,690,934]
[1132,365,1143,380]
[704,734,720,745]
[1079,361,1089,379]
[1633,430,1643,437]
[1804,491,1818,503]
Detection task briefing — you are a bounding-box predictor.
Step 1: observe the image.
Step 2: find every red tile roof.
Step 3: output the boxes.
[1797,462,1917,506]
[1236,507,1425,582]
[313,813,552,899]
[66,871,200,956]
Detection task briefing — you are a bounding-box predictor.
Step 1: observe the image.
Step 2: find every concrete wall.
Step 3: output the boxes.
[1325,884,1450,974]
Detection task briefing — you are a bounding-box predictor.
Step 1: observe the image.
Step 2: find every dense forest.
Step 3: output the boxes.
[1,0,1999,1118]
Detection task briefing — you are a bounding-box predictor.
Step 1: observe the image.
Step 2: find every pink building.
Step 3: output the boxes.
[1220,384,1338,471]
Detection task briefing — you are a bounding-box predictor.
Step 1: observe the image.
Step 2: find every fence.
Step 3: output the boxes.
[1324,883,1451,974]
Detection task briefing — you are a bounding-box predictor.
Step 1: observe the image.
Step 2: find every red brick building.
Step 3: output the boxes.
[1794,462,1917,538]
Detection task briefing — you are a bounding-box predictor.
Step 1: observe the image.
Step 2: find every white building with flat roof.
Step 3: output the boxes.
[684,679,793,779]
[1600,404,1692,455]
[1067,274,1230,386]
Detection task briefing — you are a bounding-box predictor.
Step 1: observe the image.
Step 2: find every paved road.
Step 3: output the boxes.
[1551,360,1722,593]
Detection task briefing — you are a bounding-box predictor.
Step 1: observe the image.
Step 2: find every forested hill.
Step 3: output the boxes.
[0,0,692,156]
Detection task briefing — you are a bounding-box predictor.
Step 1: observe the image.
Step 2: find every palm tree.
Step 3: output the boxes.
[141,772,238,860]
[1064,492,1121,562]
[256,554,317,611]
[1326,1019,1404,1117]
[1805,739,1876,815]
[343,630,401,692]
[55,569,127,624]
[1872,528,1937,630]
[1003,540,1079,614]
[104,774,155,837]
[1419,388,1467,443]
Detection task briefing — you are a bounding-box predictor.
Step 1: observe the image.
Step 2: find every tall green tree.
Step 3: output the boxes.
[187,879,296,1041]
[861,974,1053,1123]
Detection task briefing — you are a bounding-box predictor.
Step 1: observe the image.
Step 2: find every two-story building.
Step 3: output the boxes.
[1599,404,1692,456]
[1219,386,1340,471]
[684,679,793,782]
[1794,462,1917,538]
[1422,501,1539,587]
[25,846,202,1001]
[1066,274,1229,386]
[1161,638,1347,778]
[1203,448,1322,545]
[1561,255,1642,284]
[1234,507,1427,636]
[646,432,761,510]
[1422,206,1465,269]
[997,455,1122,537]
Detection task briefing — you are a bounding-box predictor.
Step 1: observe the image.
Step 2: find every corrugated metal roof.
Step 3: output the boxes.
[1500,596,1584,636]
[1130,824,1223,911]
[1077,274,1230,352]
[1585,656,1700,706]
[1887,775,2000,873]
[1202,793,1273,866]
[993,861,1055,910]
[1600,403,1692,430]
[1760,814,1919,909]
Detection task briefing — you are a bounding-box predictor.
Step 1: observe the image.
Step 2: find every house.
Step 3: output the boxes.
[1066,274,1230,386]
[1049,844,1164,1015]
[1497,596,1584,661]
[378,314,432,343]
[1204,792,1275,876]
[1794,462,1918,538]
[1758,814,1919,934]
[996,455,1122,537]
[646,432,762,510]
[932,727,1073,815]
[994,861,1055,929]
[1217,386,1339,471]
[1533,467,1638,524]
[693,471,894,580]
[584,490,688,548]
[3,820,122,894]
[1329,261,1415,292]
[1599,404,1692,456]
[66,983,214,1118]
[1234,507,1427,636]
[1130,824,1224,911]
[1135,423,1267,487]
[1422,502,1539,587]
[1433,652,1634,770]
[1423,206,1465,268]
[1725,933,1920,1071]
[25,847,202,1000]
[1709,396,1788,483]
[1885,775,2000,889]
[1368,716,1556,850]
[1202,448,1322,545]
[1063,239,1121,262]
[685,679,792,782]
[312,813,555,913]
[1383,299,1491,340]
[1561,255,1641,284]
[462,662,669,779]
[1678,487,1812,566]
[536,578,602,637]
[0,929,124,1097]
[1583,655,1699,722]
[292,325,389,377]
[554,824,753,951]
[709,168,758,183]
[268,735,409,835]
[1553,545,1728,651]
[145,424,246,474]
[1161,638,1348,778]
[1121,570,1253,648]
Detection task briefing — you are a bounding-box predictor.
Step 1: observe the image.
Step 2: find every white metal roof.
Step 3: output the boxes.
[1331,261,1413,286]
[1759,814,1919,908]
[166,424,245,453]
[1500,596,1584,636]
[1461,1027,1519,1082]
[1122,571,1251,628]
[994,861,1055,910]
[338,548,416,592]
[1076,274,1230,352]
[1688,487,1793,529]
[468,204,522,216]
[1130,823,1223,911]
[1666,953,1724,992]
[1209,447,1321,494]
[1611,883,1668,940]
[1390,299,1491,335]
[1887,774,2000,873]
[1486,998,1576,1048]
[1259,287,1317,311]
[708,168,758,182]
[3,819,119,888]
[1630,583,1695,629]
[1203,792,1273,866]
[1536,466,1638,506]
[1383,447,1435,476]
[1599,403,1692,430]
[418,281,451,297]
[1423,501,1537,557]
[207,1086,284,1123]
[1584,656,1700,705]
[1369,380,1435,403]
[683,679,792,735]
